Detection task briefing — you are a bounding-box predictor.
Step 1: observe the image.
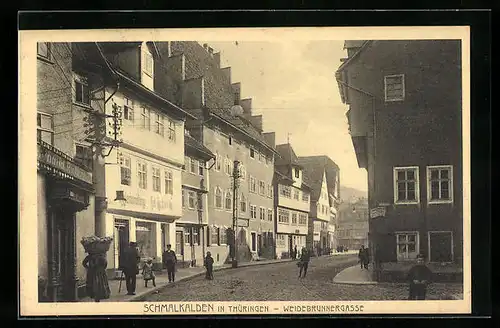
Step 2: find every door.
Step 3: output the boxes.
[289,235,293,255]
[115,220,129,269]
[251,232,256,252]
[175,231,184,256]
[429,232,453,262]
[54,211,75,301]
[161,224,166,252]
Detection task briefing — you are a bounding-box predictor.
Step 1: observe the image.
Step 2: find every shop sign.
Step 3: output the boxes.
[237,218,249,227]
[37,143,92,185]
[370,206,386,219]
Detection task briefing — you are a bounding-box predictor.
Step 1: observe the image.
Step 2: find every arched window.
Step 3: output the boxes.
[224,156,231,175]
[239,165,246,180]
[215,152,221,171]
[225,190,232,210]
[240,193,247,213]
[215,187,222,208]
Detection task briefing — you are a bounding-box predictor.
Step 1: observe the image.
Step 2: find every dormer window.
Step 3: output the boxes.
[143,51,153,77]
[294,168,300,178]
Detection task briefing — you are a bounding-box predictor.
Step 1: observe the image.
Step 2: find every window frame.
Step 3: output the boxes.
[219,227,228,246]
[123,96,134,121]
[141,106,150,131]
[259,180,266,196]
[426,165,454,204]
[393,166,420,205]
[190,157,197,174]
[259,207,266,221]
[188,191,196,210]
[240,193,247,213]
[74,77,91,106]
[118,152,132,186]
[167,119,176,142]
[143,50,154,77]
[224,190,233,211]
[384,74,405,102]
[164,170,173,195]
[152,166,161,193]
[210,225,220,246]
[250,205,257,219]
[278,208,290,224]
[250,148,255,159]
[37,42,52,61]
[214,187,223,209]
[137,161,148,190]
[198,160,205,176]
[154,112,164,137]
[36,111,54,145]
[395,231,420,261]
[267,208,273,222]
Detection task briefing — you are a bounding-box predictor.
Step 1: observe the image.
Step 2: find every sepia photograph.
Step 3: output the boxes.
[19,26,471,316]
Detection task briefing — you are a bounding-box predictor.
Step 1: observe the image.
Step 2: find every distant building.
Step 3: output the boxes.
[337,197,369,251]
[336,40,463,277]
[273,144,311,259]
[297,156,340,255]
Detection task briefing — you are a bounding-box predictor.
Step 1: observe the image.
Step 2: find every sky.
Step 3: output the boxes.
[206,41,368,192]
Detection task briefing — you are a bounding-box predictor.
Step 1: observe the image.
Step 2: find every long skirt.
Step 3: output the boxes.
[86,268,111,300]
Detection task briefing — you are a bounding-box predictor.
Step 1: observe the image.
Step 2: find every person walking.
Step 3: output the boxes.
[407,254,433,300]
[363,246,370,269]
[82,253,111,302]
[204,251,214,280]
[358,245,367,269]
[121,242,140,295]
[298,247,311,278]
[142,258,156,288]
[293,245,298,260]
[162,244,177,283]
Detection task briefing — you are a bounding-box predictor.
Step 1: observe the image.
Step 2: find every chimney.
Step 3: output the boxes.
[203,43,208,50]
[240,98,252,116]
[231,82,241,105]
[213,52,221,68]
[208,47,214,56]
[221,67,231,85]
[263,132,276,148]
[250,115,263,132]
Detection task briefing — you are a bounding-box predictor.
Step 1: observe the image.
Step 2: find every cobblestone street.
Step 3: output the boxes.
[140,255,463,302]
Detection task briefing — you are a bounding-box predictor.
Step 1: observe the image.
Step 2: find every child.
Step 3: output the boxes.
[142,258,156,288]
[407,253,433,300]
[204,251,214,280]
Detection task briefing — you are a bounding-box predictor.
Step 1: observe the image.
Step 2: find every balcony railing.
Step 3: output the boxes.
[37,139,93,186]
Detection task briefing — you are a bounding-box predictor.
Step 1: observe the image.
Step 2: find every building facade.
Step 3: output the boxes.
[154,41,278,265]
[337,198,369,251]
[37,42,97,301]
[298,156,341,255]
[178,131,215,267]
[274,144,311,259]
[336,40,463,275]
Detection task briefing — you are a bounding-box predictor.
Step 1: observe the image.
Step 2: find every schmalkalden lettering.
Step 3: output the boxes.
[144,303,215,313]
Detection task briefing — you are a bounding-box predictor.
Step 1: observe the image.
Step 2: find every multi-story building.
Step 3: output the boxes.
[36,42,97,301]
[273,143,311,259]
[73,41,196,276]
[336,40,463,278]
[178,131,215,267]
[298,156,341,255]
[337,197,369,251]
[154,41,278,265]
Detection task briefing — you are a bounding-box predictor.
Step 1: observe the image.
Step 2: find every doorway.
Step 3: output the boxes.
[429,231,453,263]
[257,234,262,253]
[52,209,76,301]
[114,219,129,270]
[251,232,256,252]
[161,224,166,253]
[175,230,184,258]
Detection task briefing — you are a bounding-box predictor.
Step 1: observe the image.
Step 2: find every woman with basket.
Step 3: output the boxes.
[81,236,112,302]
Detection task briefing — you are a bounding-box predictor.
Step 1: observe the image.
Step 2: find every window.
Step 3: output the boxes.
[75,78,90,105]
[224,156,231,175]
[188,191,196,209]
[267,209,273,222]
[277,234,286,247]
[384,74,405,102]
[143,51,153,77]
[37,112,54,145]
[427,166,453,203]
[141,107,150,130]
[220,227,228,245]
[239,165,246,180]
[228,136,233,145]
[234,91,240,105]
[259,207,266,220]
[184,227,192,245]
[210,226,219,245]
[291,212,298,225]
[118,153,131,186]
[249,176,257,193]
[278,209,290,224]
[215,152,221,171]
[168,120,176,142]
[74,144,92,169]
[123,97,134,121]
[293,189,300,200]
[240,194,247,213]
[154,112,164,136]
[295,168,300,178]
[279,185,291,198]
[37,42,51,60]
[250,148,255,159]
[396,232,419,261]
[184,156,190,171]
[164,170,173,195]
[137,162,147,189]
[151,167,161,192]
[302,192,309,202]
[182,190,186,208]
[299,213,308,225]
[192,227,200,245]
[190,158,197,174]
[394,167,419,204]
[250,205,257,219]
[259,181,266,196]
[198,160,205,176]
[215,187,223,209]
[267,185,273,198]
[225,190,232,210]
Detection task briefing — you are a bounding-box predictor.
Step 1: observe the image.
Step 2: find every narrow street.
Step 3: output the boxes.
[139,255,463,302]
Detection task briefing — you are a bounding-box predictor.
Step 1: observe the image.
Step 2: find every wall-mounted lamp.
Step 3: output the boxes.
[114,190,127,206]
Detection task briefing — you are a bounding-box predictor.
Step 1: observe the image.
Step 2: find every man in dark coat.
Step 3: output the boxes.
[121,242,140,295]
[407,254,433,300]
[162,244,177,283]
[298,247,311,278]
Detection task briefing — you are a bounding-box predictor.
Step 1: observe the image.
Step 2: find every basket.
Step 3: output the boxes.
[81,236,113,254]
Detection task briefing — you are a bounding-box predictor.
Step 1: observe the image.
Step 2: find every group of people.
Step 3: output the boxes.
[336,245,349,253]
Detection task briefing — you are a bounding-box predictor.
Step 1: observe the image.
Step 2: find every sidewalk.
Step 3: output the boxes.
[81,258,293,302]
[333,264,377,285]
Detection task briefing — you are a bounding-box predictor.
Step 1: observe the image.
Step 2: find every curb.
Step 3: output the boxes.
[131,259,294,301]
[332,280,378,285]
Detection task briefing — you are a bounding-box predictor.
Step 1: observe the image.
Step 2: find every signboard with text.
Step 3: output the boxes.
[370,207,386,219]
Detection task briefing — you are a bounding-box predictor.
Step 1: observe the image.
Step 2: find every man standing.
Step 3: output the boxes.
[358,245,365,269]
[407,254,433,300]
[162,244,177,283]
[298,247,311,278]
[121,242,140,295]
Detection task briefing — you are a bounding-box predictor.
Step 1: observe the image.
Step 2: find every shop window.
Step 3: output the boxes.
[37,112,54,145]
[136,222,154,259]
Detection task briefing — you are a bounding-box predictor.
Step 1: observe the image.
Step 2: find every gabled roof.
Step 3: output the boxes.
[275,143,302,167]
[336,40,372,74]
[99,41,161,59]
[298,155,340,203]
[184,134,215,161]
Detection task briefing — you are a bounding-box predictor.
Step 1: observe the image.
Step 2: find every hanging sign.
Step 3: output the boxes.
[370,207,386,219]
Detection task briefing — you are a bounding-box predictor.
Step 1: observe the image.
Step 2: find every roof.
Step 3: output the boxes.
[275,143,302,167]
[297,155,340,203]
[100,41,161,58]
[184,134,215,160]
[343,40,366,50]
[336,40,372,74]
